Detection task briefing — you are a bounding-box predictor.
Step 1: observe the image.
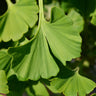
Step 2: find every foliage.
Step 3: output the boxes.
[0,0,96,96]
[0,70,9,94]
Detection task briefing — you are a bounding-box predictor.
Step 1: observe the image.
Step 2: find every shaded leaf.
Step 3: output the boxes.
[61,0,96,17]
[0,40,17,49]
[0,70,9,94]
[7,75,28,96]
[0,50,11,72]
[26,82,49,96]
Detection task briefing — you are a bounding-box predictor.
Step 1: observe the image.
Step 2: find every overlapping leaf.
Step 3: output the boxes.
[68,9,84,32]
[61,0,96,17]
[0,50,11,71]
[0,70,9,94]
[8,31,59,81]
[45,7,82,65]
[48,69,96,96]
[8,7,83,81]
[7,76,28,96]
[0,0,38,42]
[26,82,49,96]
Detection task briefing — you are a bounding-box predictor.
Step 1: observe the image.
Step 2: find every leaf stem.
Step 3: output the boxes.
[32,0,44,39]
[6,0,13,8]
[39,0,44,22]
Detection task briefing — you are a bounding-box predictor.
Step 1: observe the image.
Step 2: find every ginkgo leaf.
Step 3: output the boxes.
[61,0,96,17]
[48,69,96,96]
[26,82,49,96]
[8,31,59,81]
[0,0,38,42]
[43,7,82,65]
[0,49,12,71]
[0,70,9,94]
[51,8,84,32]
[68,9,84,32]
[8,6,82,80]
[7,75,29,96]
[50,6,65,23]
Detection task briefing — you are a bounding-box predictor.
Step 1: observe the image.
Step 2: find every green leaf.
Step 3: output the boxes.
[26,82,49,96]
[44,7,82,65]
[0,49,12,72]
[8,31,59,81]
[8,6,82,80]
[0,0,38,42]
[68,9,84,32]
[61,0,96,17]
[7,76,28,96]
[17,37,29,46]
[60,1,73,13]
[48,70,96,96]
[50,6,65,23]
[0,70,9,94]
[91,10,96,25]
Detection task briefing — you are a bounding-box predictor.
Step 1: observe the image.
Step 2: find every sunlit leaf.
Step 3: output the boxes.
[0,0,38,42]
[68,9,84,32]
[48,69,96,96]
[8,7,82,80]
[45,7,82,65]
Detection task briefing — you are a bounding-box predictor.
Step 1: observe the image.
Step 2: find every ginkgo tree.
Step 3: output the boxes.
[0,0,96,96]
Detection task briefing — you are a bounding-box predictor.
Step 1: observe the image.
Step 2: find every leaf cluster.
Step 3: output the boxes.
[0,0,96,96]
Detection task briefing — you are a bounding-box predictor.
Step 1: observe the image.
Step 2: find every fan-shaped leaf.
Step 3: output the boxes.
[48,70,96,96]
[0,50,11,71]
[68,9,84,32]
[43,7,82,65]
[8,7,83,80]
[0,0,38,42]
